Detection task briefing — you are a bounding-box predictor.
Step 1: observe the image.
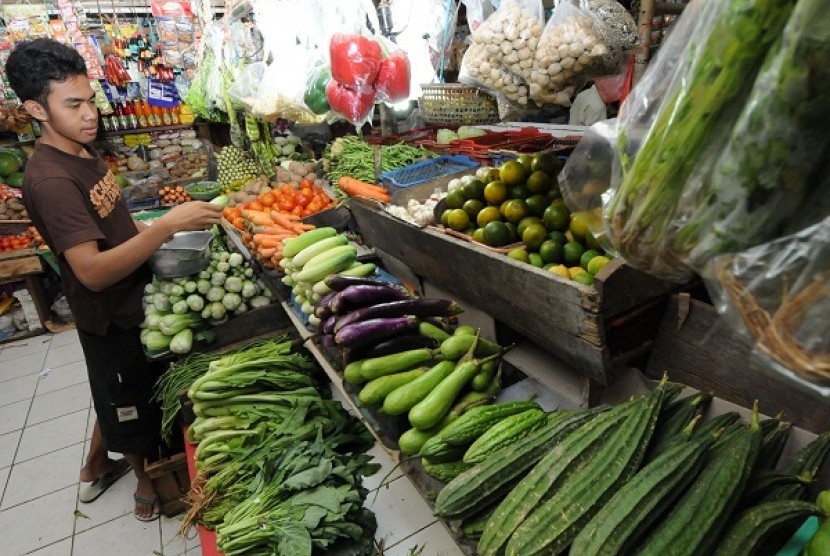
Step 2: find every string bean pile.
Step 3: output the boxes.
[322,136,434,187]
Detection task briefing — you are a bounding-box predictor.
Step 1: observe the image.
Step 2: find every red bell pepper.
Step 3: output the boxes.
[375,51,411,103]
[325,80,376,124]
[330,34,382,89]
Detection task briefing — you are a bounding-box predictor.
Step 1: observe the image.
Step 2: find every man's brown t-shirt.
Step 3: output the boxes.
[23,142,150,335]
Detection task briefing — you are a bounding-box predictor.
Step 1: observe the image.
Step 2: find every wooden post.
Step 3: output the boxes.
[633,0,655,85]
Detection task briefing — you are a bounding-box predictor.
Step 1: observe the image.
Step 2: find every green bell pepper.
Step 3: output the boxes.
[304,63,331,115]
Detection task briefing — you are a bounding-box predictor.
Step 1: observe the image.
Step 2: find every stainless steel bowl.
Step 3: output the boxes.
[148,231,214,278]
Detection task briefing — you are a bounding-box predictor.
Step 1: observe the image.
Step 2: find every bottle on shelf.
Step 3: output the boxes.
[134,100,148,128]
[178,103,195,125]
[123,101,138,129]
[150,104,162,127]
[112,103,123,131]
[160,105,172,126]
[168,105,180,125]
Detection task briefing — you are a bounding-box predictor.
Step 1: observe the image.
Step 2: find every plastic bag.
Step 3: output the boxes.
[393,0,457,97]
[459,0,544,107]
[374,37,412,104]
[705,216,830,397]
[669,0,830,271]
[530,0,637,107]
[461,0,496,33]
[227,62,264,113]
[304,59,332,116]
[559,0,797,282]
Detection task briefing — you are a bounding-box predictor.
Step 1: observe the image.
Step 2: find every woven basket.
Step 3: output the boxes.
[418,84,499,126]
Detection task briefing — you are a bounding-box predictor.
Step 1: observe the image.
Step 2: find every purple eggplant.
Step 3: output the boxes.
[342,334,437,362]
[322,314,337,335]
[335,316,420,347]
[314,291,339,319]
[325,274,389,291]
[333,298,463,334]
[330,284,411,315]
[320,334,336,347]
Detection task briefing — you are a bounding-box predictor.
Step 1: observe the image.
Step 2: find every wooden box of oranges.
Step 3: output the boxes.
[351,153,676,384]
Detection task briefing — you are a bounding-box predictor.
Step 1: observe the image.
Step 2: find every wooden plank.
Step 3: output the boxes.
[634,0,656,84]
[645,296,830,433]
[0,254,42,280]
[352,202,641,384]
[596,258,675,318]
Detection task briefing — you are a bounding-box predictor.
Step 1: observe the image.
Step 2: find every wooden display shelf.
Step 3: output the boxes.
[102,124,192,137]
[0,250,42,281]
[350,200,676,385]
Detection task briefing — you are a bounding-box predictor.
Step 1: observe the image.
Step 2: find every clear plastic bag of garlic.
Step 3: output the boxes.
[459,0,544,106]
[529,0,637,106]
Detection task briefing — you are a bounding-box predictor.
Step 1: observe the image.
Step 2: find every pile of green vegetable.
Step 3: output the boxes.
[589,0,829,281]
[322,136,434,187]
[140,235,272,355]
[181,337,379,555]
[426,383,830,556]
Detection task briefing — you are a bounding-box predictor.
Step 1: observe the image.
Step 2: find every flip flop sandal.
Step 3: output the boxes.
[134,494,161,522]
[79,459,132,504]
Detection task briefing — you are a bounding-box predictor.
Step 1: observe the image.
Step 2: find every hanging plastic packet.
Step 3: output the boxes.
[558,0,796,283]
[304,59,332,116]
[459,0,544,111]
[705,216,830,397]
[530,0,637,106]
[374,36,412,105]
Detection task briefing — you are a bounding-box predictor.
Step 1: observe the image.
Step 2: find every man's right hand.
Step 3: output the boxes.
[159,201,222,234]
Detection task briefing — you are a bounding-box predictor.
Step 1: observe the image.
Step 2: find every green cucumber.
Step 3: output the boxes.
[382,360,455,416]
[758,431,830,503]
[636,407,763,556]
[359,348,437,381]
[397,412,459,456]
[691,411,742,441]
[435,400,541,446]
[434,410,594,520]
[454,325,477,336]
[741,470,814,508]
[478,401,636,556]
[282,227,337,258]
[463,408,548,464]
[506,385,667,555]
[439,333,500,360]
[755,420,792,473]
[471,360,498,391]
[422,459,473,483]
[408,356,497,430]
[418,321,451,343]
[571,435,710,556]
[644,391,712,463]
[713,500,821,556]
[357,367,426,406]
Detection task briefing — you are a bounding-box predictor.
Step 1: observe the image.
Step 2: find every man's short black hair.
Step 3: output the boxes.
[6,39,88,107]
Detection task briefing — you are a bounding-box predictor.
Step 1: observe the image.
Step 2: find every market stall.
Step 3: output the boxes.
[0,0,827,553]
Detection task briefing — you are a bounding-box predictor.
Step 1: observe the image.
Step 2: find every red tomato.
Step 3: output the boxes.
[291,206,303,217]
[278,199,295,212]
[300,179,313,190]
[295,193,311,207]
[259,192,276,207]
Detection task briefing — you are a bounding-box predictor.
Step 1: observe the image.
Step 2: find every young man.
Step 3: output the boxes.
[6,39,222,521]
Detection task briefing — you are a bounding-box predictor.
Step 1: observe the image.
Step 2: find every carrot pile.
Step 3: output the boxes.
[338,176,391,203]
[160,185,191,205]
[223,201,322,270]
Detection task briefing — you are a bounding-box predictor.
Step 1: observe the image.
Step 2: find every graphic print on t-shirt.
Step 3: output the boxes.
[89,171,122,218]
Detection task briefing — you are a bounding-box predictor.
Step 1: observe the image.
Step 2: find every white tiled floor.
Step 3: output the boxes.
[0,331,462,555]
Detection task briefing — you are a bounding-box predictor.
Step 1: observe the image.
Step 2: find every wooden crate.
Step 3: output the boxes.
[645,295,830,434]
[145,453,190,517]
[350,201,675,384]
[0,252,42,280]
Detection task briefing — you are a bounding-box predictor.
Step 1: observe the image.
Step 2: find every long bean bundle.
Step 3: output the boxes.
[323,136,434,186]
